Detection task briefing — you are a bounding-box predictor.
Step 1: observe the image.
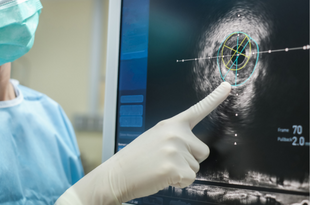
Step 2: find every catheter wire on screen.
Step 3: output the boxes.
[176,45,310,63]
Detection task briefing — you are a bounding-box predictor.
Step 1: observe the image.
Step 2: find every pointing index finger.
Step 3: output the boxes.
[175,82,231,129]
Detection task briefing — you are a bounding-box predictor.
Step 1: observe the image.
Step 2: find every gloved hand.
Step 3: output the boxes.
[55,82,231,205]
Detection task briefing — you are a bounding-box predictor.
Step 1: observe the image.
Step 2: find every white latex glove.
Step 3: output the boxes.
[55,82,231,205]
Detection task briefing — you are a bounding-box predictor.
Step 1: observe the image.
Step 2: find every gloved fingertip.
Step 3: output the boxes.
[220,82,231,90]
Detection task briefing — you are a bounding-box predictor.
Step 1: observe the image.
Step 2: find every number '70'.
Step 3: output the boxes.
[292,125,303,135]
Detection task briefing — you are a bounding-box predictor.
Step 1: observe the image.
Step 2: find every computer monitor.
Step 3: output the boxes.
[102,0,310,204]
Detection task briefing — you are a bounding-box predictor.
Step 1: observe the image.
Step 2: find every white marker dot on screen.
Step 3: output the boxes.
[176,60,179,62]
[235,134,237,136]
[235,114,238,116]
[195,58,197,60]
[285,48,289,52]
[303,46,307,50]
[236,93,238,96]
[307,45,310,49]
[237,74,239,76]
[234,142,237,145]
[182,59,184,62]
[238,14,240,17]
[268,50,271,53]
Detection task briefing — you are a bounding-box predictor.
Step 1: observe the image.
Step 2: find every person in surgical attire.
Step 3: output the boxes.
[0,0,231,204]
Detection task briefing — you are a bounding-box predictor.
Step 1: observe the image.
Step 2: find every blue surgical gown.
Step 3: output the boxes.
[0,80,84,205]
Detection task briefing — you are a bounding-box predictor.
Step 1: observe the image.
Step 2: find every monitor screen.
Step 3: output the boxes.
[114,0,310,204]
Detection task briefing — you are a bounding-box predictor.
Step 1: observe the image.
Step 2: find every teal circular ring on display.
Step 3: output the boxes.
[217,32,259,87]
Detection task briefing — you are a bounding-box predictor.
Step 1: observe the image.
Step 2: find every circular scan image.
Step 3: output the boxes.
[217,32,259,86]
[191,1,274,132]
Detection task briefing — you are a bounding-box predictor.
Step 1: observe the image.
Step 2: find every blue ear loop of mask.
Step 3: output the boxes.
[0,0,43,66]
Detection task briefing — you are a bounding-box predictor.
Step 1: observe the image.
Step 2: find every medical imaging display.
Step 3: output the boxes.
[116,0,309,204]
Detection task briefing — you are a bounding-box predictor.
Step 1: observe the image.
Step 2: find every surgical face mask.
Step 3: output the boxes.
[0,0,42,66]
